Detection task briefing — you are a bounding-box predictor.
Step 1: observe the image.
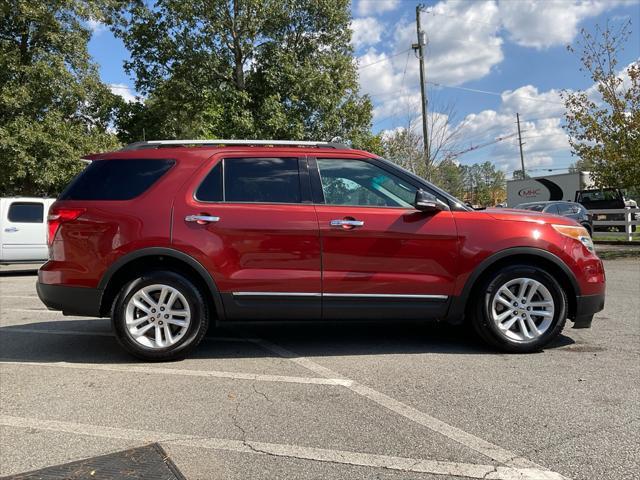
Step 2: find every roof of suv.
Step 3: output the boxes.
[83,139,376,162]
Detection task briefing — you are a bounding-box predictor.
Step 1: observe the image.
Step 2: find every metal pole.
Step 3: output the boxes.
[416,6,429,169]
[516,113,525,178]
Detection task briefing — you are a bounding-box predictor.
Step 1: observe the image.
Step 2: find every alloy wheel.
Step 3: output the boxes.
[490,277,555,342]
[124,284,191,349]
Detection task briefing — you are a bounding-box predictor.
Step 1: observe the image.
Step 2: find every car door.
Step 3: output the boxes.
[172,154,321,320]
[1,199,47,262]
[310,157,459,320]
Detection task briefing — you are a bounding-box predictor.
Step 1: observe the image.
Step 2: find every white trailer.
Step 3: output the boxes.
[0,197,55,264]
[506,172,592,207]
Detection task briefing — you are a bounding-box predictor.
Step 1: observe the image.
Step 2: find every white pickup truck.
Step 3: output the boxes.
[0,197,55,264]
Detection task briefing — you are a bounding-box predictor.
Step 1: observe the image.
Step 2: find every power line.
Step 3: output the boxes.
[357,48,413,70]
[426,81,565,105]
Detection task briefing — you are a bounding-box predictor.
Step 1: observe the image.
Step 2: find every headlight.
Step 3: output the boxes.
[552,224,594,252]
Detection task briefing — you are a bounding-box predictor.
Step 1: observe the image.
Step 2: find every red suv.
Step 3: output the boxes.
[37,140,605,360]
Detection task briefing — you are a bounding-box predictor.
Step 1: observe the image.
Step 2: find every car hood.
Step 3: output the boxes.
[483,208,576,226]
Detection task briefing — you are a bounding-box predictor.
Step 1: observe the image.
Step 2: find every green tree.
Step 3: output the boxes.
[108,0,374,147]
[0,0,120,196]
[561,20,640,190]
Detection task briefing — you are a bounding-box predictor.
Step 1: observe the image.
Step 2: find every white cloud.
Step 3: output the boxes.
[351,17,384,50]
[356,0,400,17]
[109,83,137,103]
[498,0,634,49]
[86,19,107,36]
[500,85,565,119]
[457,85,571,173]
[357,1,504,130]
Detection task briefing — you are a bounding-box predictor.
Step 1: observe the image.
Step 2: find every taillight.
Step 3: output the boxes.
[47,208,86,246]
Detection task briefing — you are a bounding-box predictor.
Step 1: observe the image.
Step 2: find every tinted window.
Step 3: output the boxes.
[317,159,416,207]
[60,159,174,201]
[195,162,223,202]
[519,204,544,212]
[224,158,301,203]
[557,203,576,215]
[8,202,44,223]
[544,204,560,214]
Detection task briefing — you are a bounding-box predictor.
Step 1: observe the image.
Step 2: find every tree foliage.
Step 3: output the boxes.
[562,21,640,190]
[381,129,505,206]
[0,0,120,196]
[108,0,374,147]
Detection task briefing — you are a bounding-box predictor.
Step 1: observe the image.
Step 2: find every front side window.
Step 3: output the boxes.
[317,159,416,207]
[8,202,44,223]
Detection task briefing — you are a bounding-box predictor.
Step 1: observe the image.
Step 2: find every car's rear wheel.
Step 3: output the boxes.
[112,271,209,361]
[472,265,567,353]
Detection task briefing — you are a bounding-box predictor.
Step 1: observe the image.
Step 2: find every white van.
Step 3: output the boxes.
[0,197,55,264]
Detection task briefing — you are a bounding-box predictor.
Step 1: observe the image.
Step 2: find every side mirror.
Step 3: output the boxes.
[414,190,445,213]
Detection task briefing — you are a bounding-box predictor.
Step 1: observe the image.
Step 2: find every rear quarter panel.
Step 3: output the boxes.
[39,153,202,288]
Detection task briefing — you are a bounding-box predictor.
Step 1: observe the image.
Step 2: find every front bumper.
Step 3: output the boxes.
[36,282,103,317]
[572,293,605,328]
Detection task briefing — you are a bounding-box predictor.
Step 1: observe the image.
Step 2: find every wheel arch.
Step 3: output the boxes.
[98,247,225,321]
[447,247,580,324]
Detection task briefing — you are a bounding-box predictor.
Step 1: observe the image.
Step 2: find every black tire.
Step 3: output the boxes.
[471,264,568,353]
[112,270,209,361]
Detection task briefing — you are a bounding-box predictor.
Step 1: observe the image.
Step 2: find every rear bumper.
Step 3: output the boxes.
[572,293,605,328]
[36,282,103,317]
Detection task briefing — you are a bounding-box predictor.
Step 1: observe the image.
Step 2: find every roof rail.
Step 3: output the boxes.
[120,139,351,151]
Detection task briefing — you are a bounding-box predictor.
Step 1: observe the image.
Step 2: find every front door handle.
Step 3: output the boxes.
[4,227,18,233]
[185,214,220,224]
[330,219,364,228]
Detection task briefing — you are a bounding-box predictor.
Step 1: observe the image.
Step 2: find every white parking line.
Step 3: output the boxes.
[4,308,52,313]
[250,339,551,472]
[0,415,566,480]
[0,360,352,387]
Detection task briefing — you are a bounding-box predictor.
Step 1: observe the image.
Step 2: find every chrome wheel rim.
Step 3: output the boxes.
[125,284,191,349]
[490,277,555,342]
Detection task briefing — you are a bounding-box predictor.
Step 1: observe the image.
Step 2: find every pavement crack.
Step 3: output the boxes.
[481,465,498,479]
[251,383,272,404]
[530,416,640,456]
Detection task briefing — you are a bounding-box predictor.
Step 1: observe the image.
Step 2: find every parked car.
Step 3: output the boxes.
[1,197,55,265]
[515,201,593,236]
[37,140,605,360]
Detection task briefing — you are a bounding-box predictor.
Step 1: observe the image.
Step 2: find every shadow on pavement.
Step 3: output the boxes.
[0,269,38,277]
[0,317,575,365]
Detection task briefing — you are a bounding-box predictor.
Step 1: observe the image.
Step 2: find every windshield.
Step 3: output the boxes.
[517,203,545,212]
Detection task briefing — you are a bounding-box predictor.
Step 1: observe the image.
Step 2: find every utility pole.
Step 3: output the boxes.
[516,113,525,178]
[413,5,429,165]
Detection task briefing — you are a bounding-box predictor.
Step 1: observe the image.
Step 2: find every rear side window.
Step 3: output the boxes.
[8,202,44,223]
[60,159,174,201]
[196,157,302,204]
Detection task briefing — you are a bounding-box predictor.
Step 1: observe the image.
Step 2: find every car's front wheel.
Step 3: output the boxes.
[472,265,568,353]
[112,271,209,361]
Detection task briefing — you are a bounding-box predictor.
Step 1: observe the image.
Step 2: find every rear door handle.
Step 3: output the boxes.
[4,227,18,233]
[185,215,220,224]
[330,219,364,228]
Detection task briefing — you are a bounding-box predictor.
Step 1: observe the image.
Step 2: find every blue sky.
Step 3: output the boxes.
[88,0,640,177]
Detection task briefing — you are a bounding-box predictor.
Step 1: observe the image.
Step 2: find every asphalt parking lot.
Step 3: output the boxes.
[0,259,638,480]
